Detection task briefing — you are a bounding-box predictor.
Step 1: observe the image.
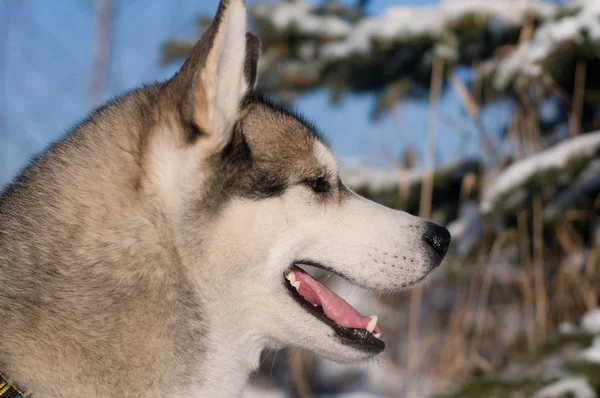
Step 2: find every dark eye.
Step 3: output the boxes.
[306,177,331,194]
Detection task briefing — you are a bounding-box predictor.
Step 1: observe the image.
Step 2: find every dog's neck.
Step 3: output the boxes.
[173,221,274,397]
[189,302,266,398]
[180,255,266,397]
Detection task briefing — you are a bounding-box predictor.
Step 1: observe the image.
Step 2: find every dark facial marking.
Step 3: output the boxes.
[305,176,331,194]
[198,123,288,212]
[182,119,205,145]
[196,94,342,213]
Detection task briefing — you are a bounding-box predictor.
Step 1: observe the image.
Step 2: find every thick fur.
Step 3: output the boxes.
[0,1,448,397]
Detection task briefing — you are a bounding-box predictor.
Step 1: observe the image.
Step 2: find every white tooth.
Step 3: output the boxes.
[366,315,378,333]
[292,281,301,290]
[373,333,382,339]
[286,272,296,284]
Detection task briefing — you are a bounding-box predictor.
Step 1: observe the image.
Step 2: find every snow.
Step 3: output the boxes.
[481,131,600,213]
[481,0,600,89]
[253,0,555,59]
[580,336,600,364]
[252,2,351,38]
[322,6,444,59]
[447,218,466,239]
[532,377,597,398]
[581,308,600,334]
[339,158,424,191]
[579,310,600,363]
[558,322,578,334]
[340,158,479,192]
[322,0,555,59]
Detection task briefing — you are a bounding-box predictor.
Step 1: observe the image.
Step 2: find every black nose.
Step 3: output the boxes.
[423,222,451,258]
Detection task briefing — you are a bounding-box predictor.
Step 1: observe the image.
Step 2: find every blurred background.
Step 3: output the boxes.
[1,0,600,396]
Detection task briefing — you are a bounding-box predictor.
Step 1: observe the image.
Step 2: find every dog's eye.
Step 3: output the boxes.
[306,177,331,194]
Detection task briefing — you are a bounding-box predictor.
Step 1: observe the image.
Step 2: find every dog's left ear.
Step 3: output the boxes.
[164,0,260,153]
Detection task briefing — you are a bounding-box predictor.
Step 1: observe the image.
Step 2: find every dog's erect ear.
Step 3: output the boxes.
[165,0,257,152]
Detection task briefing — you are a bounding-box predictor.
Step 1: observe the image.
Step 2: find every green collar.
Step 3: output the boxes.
[0,372,24,398]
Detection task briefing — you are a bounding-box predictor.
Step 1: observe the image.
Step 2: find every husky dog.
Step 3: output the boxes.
[0,1,450,397]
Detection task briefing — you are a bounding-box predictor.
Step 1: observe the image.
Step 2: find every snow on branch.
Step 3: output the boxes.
[319,0,556,60]
[478,0,600,91]
[481,130,600,213]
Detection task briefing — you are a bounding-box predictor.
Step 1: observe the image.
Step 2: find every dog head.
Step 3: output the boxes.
[146,0,450,363]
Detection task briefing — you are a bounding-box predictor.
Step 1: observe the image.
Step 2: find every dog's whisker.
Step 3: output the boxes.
[269,349,280,384]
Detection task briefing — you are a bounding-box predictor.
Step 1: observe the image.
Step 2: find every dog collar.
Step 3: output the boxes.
[0,372,24,398]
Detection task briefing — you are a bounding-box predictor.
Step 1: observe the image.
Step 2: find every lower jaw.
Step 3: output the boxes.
[283,275,385,355]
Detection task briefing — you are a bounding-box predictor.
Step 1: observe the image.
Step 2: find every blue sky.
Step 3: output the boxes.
[0,0,504,187]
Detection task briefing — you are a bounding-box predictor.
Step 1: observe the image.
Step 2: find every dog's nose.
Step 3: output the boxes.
[423,222,451,259]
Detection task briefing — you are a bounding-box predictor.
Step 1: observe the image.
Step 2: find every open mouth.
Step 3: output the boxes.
[283,264,385,355]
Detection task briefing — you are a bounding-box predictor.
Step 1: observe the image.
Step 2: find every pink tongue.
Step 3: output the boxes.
[292,266,381,335]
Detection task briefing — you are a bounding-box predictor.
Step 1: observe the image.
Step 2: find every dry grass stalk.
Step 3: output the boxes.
[468,268,493,367]
[507,109,523,161]
[572,272,598,311]
[468,230,516,367]
[543,73,572,104]
[554,267,571,324]
[405,56,445,398]
[570,60,587,137]
[585,248,600,278]
[471,57,482,106]
[406,284,424,397]
[557,220,583,253]
[391,103,410,138]
[288,349,313,398]
[533,196,547,343]
[432,286,474,390]
[519,13,535,43]
[432,246,487,385]
[471,351,494,373]
[448,72,480,119]
[559,267,596,314]
[525,104,542,153]
[459,172,477,202]
[517,210,536,350]
[516,107,534,157]
[553,210,595,319]
[447,72,496,160]
[419,57,445,218]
